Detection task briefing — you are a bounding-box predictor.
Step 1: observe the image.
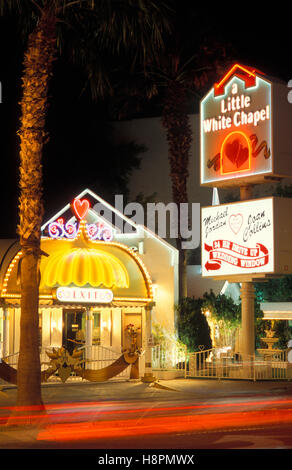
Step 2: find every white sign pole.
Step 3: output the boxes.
[239,185,255,359]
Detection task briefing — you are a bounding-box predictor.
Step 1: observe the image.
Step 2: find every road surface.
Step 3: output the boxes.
[0,379,291,455]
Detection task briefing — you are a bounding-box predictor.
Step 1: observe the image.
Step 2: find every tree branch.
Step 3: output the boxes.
[57,0,93,12]
[30,0,43,12]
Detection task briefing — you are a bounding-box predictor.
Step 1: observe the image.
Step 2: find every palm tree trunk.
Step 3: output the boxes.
[162,81,192,300]
[12,6,56,416]
[177,235,188,299]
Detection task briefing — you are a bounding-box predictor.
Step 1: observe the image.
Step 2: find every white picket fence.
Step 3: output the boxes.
[152,340,187,377]
[3,344,291,384]
[187,348,291,381]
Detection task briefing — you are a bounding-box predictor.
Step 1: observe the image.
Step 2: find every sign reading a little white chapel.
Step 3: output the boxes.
[200,64,292,187]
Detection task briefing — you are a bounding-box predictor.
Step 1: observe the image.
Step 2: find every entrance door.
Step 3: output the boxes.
[122,313,142,353]
[63,309,85,354]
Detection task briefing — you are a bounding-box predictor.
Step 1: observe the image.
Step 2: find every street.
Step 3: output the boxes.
[0,379,292,454]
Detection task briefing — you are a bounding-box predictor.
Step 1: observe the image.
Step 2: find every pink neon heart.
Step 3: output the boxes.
[72,199,90,220]
[229,214,243,234]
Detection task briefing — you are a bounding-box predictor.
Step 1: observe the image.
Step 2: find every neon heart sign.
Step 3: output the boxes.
[220,131,251,175]
[72,198,90,220]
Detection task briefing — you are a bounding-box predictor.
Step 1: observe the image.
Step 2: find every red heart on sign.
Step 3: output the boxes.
[72,199,90,220]
[225,139,249,168]
[220,132,251,175]
[225,139,239,165]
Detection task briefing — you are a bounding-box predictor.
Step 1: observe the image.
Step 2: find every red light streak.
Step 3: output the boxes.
[1,398,292,416]
[1,398,292,414]
[0,399,292,440]
[37,408,292,442]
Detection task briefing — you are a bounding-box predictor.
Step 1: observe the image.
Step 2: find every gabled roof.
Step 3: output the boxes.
[41,188,177,253]
[41,188,126,235]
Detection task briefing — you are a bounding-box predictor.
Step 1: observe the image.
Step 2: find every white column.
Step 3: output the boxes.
[14,307,21,353]
[3,307,9,358]
[141,303,156,383]
[42,308,50,348]
[85,307,93,368]
[240,283,255,357]
[111,308,121,351]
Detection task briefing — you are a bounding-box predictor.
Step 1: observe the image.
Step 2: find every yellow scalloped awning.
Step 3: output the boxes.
[43,248,129,288]
[2,225,152,300]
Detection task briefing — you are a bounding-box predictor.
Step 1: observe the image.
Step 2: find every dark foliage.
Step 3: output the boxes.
[176,297,212,352]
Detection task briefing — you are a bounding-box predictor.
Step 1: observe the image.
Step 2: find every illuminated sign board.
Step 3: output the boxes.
[201,64,273,187]
[200,64,292,187]
[56,287,114,303]
[201,198,274,278]
[48,219,113,242]
[202,197,292,279]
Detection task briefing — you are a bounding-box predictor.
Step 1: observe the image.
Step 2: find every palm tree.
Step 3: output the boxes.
[152,2,232,298]
[159,48,226,299]
[0,0,171,416]
[109,39,230,299]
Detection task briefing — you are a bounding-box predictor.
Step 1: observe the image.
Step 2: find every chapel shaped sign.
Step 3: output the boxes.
[200,64,292,187]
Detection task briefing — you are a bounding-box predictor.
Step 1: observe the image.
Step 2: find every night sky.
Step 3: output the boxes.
[0,4,291,238]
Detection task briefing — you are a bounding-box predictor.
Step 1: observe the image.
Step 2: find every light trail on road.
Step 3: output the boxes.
[0,397,292,424]
[36,408,292,442]
[30,397,292,443]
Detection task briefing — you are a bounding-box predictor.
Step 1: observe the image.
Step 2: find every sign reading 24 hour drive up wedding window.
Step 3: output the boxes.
[200,64,273,187]
[201,198,274,278]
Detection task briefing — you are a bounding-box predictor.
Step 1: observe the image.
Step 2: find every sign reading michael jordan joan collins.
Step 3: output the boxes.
[201,198,274,278]
[200,64,272,187]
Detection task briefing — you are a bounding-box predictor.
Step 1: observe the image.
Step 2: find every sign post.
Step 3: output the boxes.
[240,185,254,358]
[240,282,255,358]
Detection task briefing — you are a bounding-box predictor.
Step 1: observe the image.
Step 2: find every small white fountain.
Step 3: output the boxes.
[257,328,282,360]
